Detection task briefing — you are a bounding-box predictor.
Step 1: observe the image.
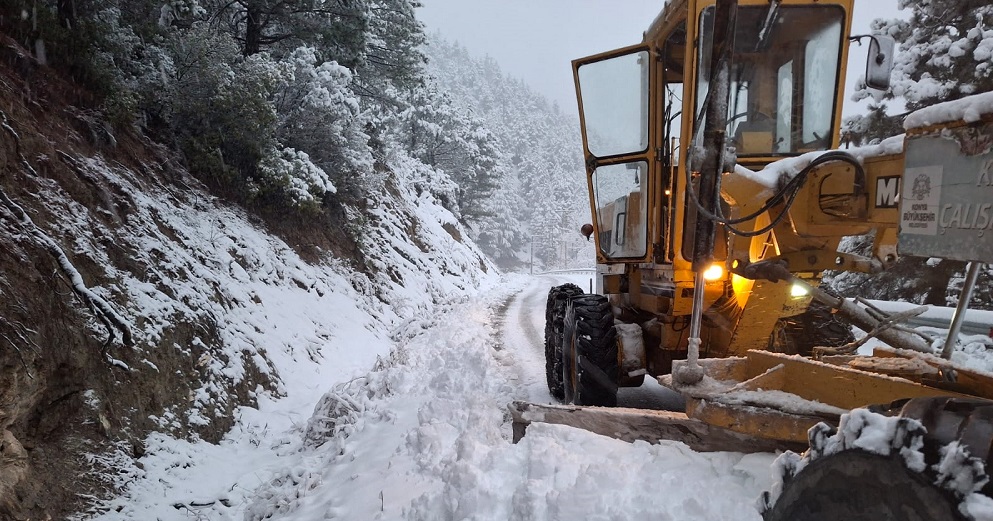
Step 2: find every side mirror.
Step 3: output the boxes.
[865,35,895,91]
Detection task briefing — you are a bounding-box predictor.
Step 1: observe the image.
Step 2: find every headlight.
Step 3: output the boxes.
[790,282,810,298]
[703,263,724,281]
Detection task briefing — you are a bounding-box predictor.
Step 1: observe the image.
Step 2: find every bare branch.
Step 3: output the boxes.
[0,332,34,379]
[816,304,930,356]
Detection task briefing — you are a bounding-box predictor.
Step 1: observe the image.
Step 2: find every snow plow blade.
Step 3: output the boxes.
[514,347,993,452]
[509,401,803,453]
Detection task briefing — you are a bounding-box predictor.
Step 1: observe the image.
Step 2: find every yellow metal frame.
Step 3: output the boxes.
[573,0,938,376]
[662,0,856,277]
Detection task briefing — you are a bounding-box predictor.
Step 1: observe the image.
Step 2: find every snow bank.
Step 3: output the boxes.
[68,137,495,517]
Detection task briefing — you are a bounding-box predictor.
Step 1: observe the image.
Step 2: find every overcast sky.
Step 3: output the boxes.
[417,0,904,118]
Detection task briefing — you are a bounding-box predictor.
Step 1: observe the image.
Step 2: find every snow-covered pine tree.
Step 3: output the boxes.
[833,0,993,309]
[840,103,904,147]
[392,82,502,224]
[863,0,993,111]
[847,0,993,144]
[358,0,428,96]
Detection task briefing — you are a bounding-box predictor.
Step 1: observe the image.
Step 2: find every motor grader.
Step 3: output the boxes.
[512,0,993,518]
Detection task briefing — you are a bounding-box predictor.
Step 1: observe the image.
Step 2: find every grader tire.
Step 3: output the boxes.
[544,284,583,399]
[763,450,964,521]
[765,398,993,521]
[769,298,853,356]
[562,294,618,407]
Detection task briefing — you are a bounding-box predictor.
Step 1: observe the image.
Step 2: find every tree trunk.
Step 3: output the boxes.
[244,4,262,56]
[57,0,75,29]
[923,259,965,307]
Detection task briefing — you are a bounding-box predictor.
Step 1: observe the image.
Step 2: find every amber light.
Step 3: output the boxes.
[703,263,724,281]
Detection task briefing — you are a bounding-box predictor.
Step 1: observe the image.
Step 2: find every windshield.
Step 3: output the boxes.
[696,5,844,156]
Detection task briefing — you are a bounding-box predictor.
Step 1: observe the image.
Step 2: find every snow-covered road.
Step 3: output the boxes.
[89,273,778,520]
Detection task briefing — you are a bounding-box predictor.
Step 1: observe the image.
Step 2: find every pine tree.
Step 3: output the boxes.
[837,0,993,310]
[853,0,993,110]
[200,0,369,63]
[358,0,427,95]
[840,103,905,146]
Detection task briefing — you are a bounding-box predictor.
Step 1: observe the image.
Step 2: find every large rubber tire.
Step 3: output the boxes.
[765,398,993,521]
[769,298,854,356]
[763,450,964,521]
[544,284,583,399]
[562,294,618,407]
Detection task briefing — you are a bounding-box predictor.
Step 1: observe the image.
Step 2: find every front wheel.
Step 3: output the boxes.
[562,294,618,407]
[544,284,583,399]
[761,401,991,521]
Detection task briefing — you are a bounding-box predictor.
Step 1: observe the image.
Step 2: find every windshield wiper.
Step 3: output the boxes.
[754,0,781,52]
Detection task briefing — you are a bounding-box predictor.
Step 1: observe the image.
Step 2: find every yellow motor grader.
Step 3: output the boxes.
[512,0,993,518]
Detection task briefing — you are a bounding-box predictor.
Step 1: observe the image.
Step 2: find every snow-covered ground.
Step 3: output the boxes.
[89,272,778,520]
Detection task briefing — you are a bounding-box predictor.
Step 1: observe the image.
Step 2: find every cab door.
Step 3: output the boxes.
[573,44,657,264]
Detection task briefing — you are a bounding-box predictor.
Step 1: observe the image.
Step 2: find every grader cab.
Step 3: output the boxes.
[513,0,993,518]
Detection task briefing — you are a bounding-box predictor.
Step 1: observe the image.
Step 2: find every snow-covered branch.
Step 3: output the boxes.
[0,185,134,352]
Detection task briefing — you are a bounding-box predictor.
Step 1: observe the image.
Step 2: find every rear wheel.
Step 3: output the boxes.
[562,294,618,407]
[544,284,583,399]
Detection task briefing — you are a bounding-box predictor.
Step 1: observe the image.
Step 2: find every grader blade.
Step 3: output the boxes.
[508,401,803,453]
[513,347,993,454]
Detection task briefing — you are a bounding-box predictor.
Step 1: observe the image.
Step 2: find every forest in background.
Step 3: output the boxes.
[0,0,988,296]
[0,0,592,272]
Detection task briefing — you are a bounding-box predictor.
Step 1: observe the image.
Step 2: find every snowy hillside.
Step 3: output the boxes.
[421,36,595,270]
[23,143,496,519]
[0,37,496,516]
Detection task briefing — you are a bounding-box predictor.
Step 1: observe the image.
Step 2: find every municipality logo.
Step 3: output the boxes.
[912,173,931,201]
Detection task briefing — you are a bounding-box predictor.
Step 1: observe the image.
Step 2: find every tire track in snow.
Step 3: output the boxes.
[515,285,544,353]
[493,276,568,403]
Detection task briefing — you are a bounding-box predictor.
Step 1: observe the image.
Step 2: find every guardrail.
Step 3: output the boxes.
[905,315,991,337]
[857,299,992,337]
[536,268,596,276]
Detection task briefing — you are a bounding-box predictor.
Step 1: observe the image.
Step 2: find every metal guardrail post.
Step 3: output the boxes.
[942,262,984,359]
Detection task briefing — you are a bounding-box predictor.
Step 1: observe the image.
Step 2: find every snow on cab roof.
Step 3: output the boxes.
[904,91,993,130]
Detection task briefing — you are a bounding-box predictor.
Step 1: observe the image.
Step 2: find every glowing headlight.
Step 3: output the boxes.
[703,263,724,281]
[790,283,810,298]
